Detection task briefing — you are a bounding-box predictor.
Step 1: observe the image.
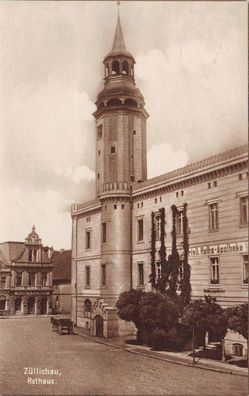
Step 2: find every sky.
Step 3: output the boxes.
[0,1,247,249]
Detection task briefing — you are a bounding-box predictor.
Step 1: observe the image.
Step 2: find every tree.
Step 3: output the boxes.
[116,289,145,341]
[224,304,248,340]
[182,296,226,350]
[139,292,180,343]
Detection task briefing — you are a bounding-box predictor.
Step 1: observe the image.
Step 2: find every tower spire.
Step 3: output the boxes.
[112,14,126,53]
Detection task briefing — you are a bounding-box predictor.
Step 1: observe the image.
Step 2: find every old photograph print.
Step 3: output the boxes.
[0,1,248,395]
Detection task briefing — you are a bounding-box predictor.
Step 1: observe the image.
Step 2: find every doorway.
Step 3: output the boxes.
[15,297,22,313]
[28,297,35,314]
[40,297,47,315]
[95,315,103,337]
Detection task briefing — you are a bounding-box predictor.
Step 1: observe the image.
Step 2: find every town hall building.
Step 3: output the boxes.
[71,16,248,342]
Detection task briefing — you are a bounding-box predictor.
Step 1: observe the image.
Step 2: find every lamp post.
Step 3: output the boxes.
[192,317,196,365]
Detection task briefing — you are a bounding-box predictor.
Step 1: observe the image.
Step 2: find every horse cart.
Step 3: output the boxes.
[50,317,73,335]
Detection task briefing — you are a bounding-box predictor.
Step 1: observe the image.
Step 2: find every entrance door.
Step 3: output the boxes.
[15,297,22,313]
[95,315,103,337]
[28,297,35,314]
[40,298,47,315]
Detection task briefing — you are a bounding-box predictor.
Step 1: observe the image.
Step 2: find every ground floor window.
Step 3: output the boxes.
[232,343,243,357]
[0,299,6,310]
[84,299,92,318]
[210,256,219,284]
[242,254,248,284]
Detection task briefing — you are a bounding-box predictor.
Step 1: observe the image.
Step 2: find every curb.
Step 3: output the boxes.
[74,330,247,378]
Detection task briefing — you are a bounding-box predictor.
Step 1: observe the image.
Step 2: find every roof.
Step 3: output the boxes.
[133,144,248,193]
[51,250,71,281]
[104,16,134,60]
[0,242,25,264]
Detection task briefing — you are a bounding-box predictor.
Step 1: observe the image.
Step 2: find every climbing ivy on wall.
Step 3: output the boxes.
[149,211,156,288]
[167,205,180,298]
[180,202,191,307]
[149,203,191,308]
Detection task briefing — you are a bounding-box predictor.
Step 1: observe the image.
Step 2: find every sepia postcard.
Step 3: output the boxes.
[0,1,248,395]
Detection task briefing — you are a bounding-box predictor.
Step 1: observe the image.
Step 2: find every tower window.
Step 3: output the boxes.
[98,150,101,156]
[102,223,107,243]
[86,231,91,250]
[138,263,144,286]
[97,173,100,180]
[121,204,125,209]
[114,204,117,210]
[111,146,116,154]
[97,125,102,139]
[137,219,144,242]
[111,60,120,75]
[101,264,106,286]
[122,60,129,75]
[85,267,90,288]
[214,181,217,187]
[133,130,136,135]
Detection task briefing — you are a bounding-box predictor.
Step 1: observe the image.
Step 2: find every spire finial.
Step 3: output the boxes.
[117,1,120,16]
[32,225,36,232]
[112,8,126,53]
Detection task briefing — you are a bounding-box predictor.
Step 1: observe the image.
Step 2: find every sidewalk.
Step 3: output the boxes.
[74,327,248,378]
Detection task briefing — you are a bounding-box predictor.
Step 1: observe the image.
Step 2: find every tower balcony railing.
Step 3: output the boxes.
[99,181,131,196]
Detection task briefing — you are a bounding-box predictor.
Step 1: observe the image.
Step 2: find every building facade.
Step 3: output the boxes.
[71,17,248,341]
[52,249,72,314]
[0,227,53,316]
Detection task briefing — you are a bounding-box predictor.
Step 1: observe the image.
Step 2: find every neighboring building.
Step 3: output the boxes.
[0,226,53,315]
[71,16,248,341]
[52,249,72,314]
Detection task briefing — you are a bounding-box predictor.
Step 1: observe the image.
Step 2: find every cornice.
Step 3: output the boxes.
[132,145,248,200]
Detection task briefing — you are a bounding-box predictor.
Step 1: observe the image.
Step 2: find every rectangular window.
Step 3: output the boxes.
[86,231,91,250]
[42,273,47,286]
[210,257,219,284]
[240,196,248,225]
[85,266,90,287]
[242,255,248,284]
[176,210,184,235]
[101,264,106,286]
[29,273,36,286]
[137,219,144,241]
[138,263,144,286]
[97,125,102,139]
[15,271,22,286]
[28,249,32,262]
[0,276,6,288]
[209,203,218,231]
[102,223,107,243]
[155,215,161,240]
[111,146,115,154]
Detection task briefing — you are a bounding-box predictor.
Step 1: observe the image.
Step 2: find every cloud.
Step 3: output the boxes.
[55,165,95,184]
[148,143,188,178]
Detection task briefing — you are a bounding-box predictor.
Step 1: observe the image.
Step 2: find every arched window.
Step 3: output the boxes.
[107,98,122,107]
[122,61,129,75]
[124,98,138,107]
[111,60,120,75]
[232,343,243,357]
[84,299,92,318]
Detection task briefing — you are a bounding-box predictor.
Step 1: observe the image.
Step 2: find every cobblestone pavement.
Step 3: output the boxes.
[0,317,247,396]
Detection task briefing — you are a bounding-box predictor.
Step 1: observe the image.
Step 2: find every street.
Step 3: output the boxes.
[0,317,247,396]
